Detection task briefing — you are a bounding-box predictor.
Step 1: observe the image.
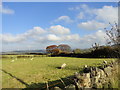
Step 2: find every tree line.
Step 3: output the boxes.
[46,23,120,58]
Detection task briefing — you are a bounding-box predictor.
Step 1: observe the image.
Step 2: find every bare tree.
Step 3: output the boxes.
[105,22,120,57]
[105,22,120,46]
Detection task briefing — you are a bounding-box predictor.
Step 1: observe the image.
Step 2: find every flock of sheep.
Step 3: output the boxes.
[10,56,34,62]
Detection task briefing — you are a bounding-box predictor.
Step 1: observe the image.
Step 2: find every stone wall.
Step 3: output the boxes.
[51,60,119,89]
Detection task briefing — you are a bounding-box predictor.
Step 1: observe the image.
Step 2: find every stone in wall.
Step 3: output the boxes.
[104,66,113,77]
[65,84,76,90]
[50,86,62,90]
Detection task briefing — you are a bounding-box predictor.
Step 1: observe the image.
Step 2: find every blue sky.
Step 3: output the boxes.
[1,2,118,51]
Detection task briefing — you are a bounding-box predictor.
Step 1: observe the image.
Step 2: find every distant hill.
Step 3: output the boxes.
[1,50,46,55]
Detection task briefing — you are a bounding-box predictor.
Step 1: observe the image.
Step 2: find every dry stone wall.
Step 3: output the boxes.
[51,60,119,90]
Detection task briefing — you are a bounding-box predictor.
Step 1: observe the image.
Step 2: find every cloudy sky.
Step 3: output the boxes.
[1,2,118,51]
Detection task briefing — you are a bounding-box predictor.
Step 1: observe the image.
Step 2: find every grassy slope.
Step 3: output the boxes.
[1,55,115,88]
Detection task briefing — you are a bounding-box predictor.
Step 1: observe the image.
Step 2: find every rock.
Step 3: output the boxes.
[90,70,96,77]
[91,76,99,87]
[92,82,102,88]
[97,83,103,88]
[103,60,107,64]
[79,73,91,88]
[84,65,88,68]
[60,63,66,69]
[83,67,91,73]
[99,69,106,78]
[90,69,104,87]
[98,65,105,70]
[110,60,114,64]
[94,76,99,83]
[92,83,97,89]
[74,72,81,79]
[95,71,100,79]
[65,84,76,90]
[104,66,113,77]
[50,86,62,90]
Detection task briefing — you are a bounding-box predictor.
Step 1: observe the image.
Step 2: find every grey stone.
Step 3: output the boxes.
[91,75,99,85]
[83,67,91,73]
[50,86,62,90]
[79,73,91,88]
[104,66,113,76]
[65,84,76,90]
[74,72,81,79]
[84,65,88,68]
[98,69,106,78]
[92,83,97,89]
[103,60,107,64]
[90,70,96,77]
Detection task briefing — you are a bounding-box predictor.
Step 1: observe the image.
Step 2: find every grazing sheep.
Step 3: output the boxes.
[11,60,14,62]
[61,63,66,69]
[31,58,34,60]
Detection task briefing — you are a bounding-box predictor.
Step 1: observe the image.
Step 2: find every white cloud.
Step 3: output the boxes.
[83,30,108,44]
[37,29,108,49]
[1,29,108,51]
[63,34,80,41]
[1,26,46,43]
[81,4,88,10]
[68,4,88,11]
[78,20,108,30]
[1,34,26,43]
[69,4,118,30]
[94,6,118,23]
[49,25,70,35]
[54,16,73,23]
[0,5,14,14]
[76,30,108,48]
[23,26,46,37]
[47,34,61,41]
[77,12,84,19]
[82,5,118,23]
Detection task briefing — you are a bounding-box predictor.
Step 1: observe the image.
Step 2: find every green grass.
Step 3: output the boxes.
[1,55,116,88]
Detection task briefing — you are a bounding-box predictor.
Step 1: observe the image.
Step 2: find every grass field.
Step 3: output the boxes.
[1,55,116,88]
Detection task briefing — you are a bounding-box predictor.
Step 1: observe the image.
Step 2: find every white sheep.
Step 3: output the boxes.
[11,60,14,62]
[61,63,66,69]
[31,58,34,60]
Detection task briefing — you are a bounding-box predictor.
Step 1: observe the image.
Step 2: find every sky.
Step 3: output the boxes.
[0,2,118,51]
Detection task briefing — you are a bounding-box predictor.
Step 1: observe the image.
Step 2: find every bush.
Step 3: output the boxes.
[73,49,81,54]
[93,46,119,58]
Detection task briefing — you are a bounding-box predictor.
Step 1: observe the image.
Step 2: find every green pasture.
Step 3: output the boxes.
[1,55,116,88]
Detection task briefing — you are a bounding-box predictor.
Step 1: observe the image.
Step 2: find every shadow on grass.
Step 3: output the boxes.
[56,67,61,69]
[1,69,75,90]
[24,76,74,90]
[1,69,29,87]
[48,64,83,71]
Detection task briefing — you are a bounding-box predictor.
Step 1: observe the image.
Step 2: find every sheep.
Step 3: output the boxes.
[11,60,14,62]
[30,58,34,60]
[60,63,66,69]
